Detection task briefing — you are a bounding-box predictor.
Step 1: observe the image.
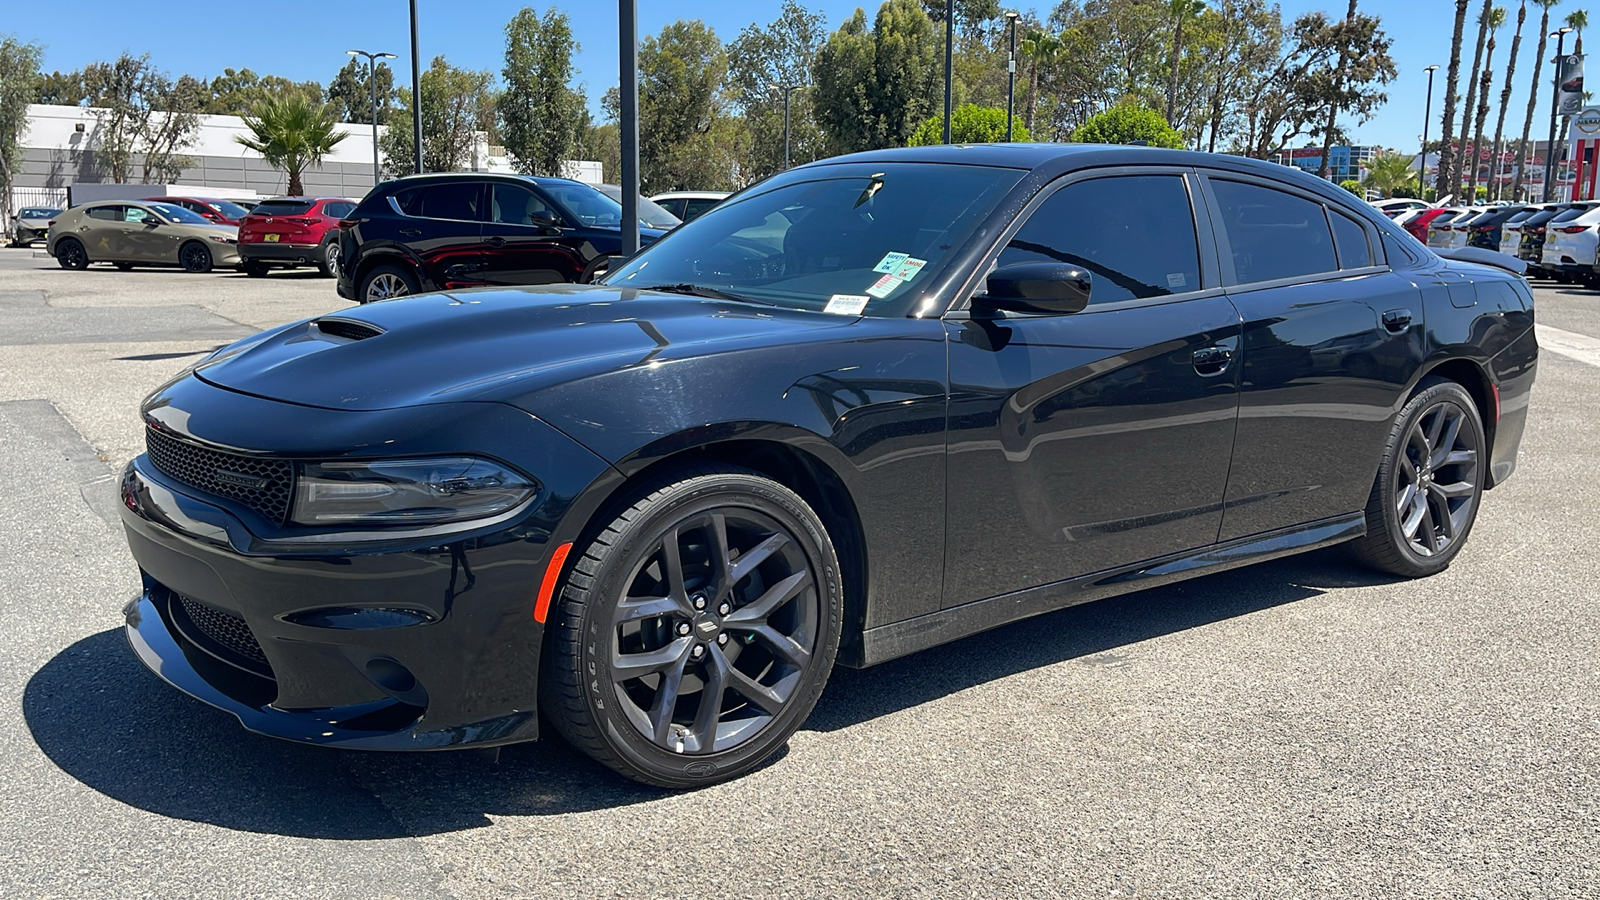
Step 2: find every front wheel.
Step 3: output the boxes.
[1351,378,1486,577]
[179,241,213,273]
[542,467,843,788]
[317,240,341,279]
[359,264,418,303]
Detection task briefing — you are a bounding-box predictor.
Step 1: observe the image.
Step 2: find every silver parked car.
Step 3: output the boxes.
[13,206,62,245]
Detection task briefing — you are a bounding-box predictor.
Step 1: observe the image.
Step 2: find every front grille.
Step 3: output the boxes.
[177,594,270,670]
[145,426,294,524]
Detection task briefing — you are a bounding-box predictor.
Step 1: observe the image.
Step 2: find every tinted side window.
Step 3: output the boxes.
[684,198,720,219]
[1330,211,1373,269]
[86,205,123,221]
[997,174,1201,304]
[1211,179,1337,283]
[489,184,556,225]
[393,183,482,221]
[124,207,150,223]
[322,201,355,218]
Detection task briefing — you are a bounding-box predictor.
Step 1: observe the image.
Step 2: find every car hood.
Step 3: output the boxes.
[195,284,852,412]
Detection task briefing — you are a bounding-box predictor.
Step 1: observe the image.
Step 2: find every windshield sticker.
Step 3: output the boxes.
[873,252,910,274]
[824,294,871,315]
[892,257,927,280]
[866,273,903,299]
[1167,272,1187,289]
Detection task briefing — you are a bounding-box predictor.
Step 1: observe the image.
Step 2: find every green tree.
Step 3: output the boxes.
[235,92,349,196]
[1339,178,1363,194]
[35,69,86,105]
[1490,0,1528,200]
[380,56,495,175]
[908,103,1032,144]
[326,57,395,125]
[203,68,323,116]
[499,7,586,177]
[1567,8,1588,52]
[1071,101,1185,147]
[727,0,828,179]
[1,36,44,230]
[1512,0,1560,199]
[79,54,203,183]
[1314,1,1396,180]
[1165,0,1207,122]
[1468,7,1507,197]
[1019,28,1062,133]
[622,19,736,190]
[1363,153,1418,197]
[813,0,941,154]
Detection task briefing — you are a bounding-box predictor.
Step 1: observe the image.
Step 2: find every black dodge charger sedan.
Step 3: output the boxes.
[120,144,1537,787]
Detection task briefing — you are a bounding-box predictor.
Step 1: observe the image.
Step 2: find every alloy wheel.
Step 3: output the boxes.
[1394,399,1480,558]
[325,244,341,280]
[365,272,409,302]
[181,243,210,272]
[58,240,87,269]
[609,509,818,755]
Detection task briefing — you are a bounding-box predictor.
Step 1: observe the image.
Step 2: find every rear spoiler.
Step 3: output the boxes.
[1436,245,1528,276]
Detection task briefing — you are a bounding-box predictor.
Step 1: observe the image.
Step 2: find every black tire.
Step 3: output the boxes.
[542,466,843,788]
[179,241,213,273]
[316,239,342,279]
[113,262,134,272]
[1350,378,1486,577]
[242,260,270,278]
[55,237,89,270]
[359,263,418,303]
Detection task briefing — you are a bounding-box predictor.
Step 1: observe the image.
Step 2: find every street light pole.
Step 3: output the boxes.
[1005,11,1019,142]
[1545,27,1574,202]
[619,0,639,255]
[782,85,801,169]
[348,50,397,186]
[409,0,423,174]
[943,0,953,144]
[1420,64,1438,193]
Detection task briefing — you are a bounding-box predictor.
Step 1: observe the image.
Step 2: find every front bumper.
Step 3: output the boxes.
[241,241,327,265]
[117,380,617,750]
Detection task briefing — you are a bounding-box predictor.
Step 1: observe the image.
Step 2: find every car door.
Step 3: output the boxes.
[942,169,1243,607]
[77,204,126,258]
[122,205,177,262]
[480,182,585,285]
[1198,172,1427,542]
[391,180,487,288]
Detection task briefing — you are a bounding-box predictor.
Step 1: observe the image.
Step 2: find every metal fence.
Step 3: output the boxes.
[6,187,70,238]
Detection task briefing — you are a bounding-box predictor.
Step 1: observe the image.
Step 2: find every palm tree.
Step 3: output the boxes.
[235,94,348,197]
[1165,0,1206,124]
[1317,0,1361,181]
[1469,7,1508,199]
[1567,8,1588,51]
[1364,153,1420,197]
[1490,0,1529,200]
[1020,29,1063,134]
[1457,0,1496,197]
[1512,0,1561,200]
[1438,0,1472,199]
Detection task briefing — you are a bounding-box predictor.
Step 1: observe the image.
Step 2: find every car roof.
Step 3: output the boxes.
[651,191,731,199]
[381,172,590,191]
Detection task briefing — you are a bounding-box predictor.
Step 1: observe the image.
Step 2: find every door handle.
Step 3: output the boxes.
[482,236,507,248]
[1382,308,1413,332]
[398,227,422,237]
[1192,345,1234,376]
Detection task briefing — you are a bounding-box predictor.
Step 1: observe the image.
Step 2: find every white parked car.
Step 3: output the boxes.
[1498,206,1546,257]
[1426,207,1485,250]
[649,191,730,222]
[1371,197,1430,217]
[1540,202,1600,281]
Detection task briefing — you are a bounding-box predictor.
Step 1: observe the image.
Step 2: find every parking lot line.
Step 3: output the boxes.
[1535,324,1600,368]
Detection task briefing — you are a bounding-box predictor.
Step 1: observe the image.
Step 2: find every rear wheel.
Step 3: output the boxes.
[55,238,89,270]
[1351,378,1485,577]
[359,264,418,303]
[179,241,213,273]
[542,467,843,788]
[242,260,270,278]
[317,240,342,279]
[113,262,134,272]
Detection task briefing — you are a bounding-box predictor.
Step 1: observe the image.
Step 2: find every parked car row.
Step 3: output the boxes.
[1388,199,1600,286]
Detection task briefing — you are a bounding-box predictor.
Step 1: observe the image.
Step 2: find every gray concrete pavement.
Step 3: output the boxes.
[1,246,1596,898]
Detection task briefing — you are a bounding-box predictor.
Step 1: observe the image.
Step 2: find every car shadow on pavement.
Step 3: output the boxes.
[23,549,1396,838]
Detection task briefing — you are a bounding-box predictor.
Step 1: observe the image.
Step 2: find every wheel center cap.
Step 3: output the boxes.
[694,615,721,640]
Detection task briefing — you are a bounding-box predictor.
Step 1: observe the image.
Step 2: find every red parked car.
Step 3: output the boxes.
[143,197,252,227]
[237,196,357,278]
[1402,207,1454,243]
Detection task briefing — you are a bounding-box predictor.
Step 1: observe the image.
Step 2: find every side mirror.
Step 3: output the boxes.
[973,262,1091,315]
[142,218,162,227]
[528,211,562,231]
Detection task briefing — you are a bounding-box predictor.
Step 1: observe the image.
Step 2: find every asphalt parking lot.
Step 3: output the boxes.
[1,245,1597,899]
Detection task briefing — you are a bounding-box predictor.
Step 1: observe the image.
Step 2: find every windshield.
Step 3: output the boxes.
[19,207,60,218]
[148,203,213,225]
[543,181,623,227]
[604,162,1026,318]
[596,185,681,229]
[204,199,250,219]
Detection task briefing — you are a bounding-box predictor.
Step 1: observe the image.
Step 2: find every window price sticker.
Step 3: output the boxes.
[824,294,870,315]
[873,252,910,274]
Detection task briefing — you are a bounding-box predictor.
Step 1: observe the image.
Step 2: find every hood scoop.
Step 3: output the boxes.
[313,317,385,342]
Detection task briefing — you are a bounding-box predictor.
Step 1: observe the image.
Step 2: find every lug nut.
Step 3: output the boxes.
[691,644,705,659]
[692,595,706,610]
[676,622,691,636]
[716,633,728,646]
[717,602,731,616]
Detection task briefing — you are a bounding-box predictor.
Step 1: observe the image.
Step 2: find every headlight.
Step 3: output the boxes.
[291,457,536,526]
[208,234,236,244]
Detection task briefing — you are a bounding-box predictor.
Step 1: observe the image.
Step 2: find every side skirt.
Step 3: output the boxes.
[853,512,1366,668]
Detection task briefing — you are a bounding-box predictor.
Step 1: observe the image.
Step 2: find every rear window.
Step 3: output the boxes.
[148,203,211,225]
[1524,207,1564,226]
[206,199,250,219]
[1549,205,1594,224]
[393,183,482,220]
[1504,209,1536,225]
[250,200,316,217]
[19,207,59,218]
[321,200,356,218]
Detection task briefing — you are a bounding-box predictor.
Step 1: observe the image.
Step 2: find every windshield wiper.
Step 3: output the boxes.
[638,283,762,304]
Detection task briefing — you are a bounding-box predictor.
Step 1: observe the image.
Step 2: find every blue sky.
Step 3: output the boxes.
[4,0,1582,153]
